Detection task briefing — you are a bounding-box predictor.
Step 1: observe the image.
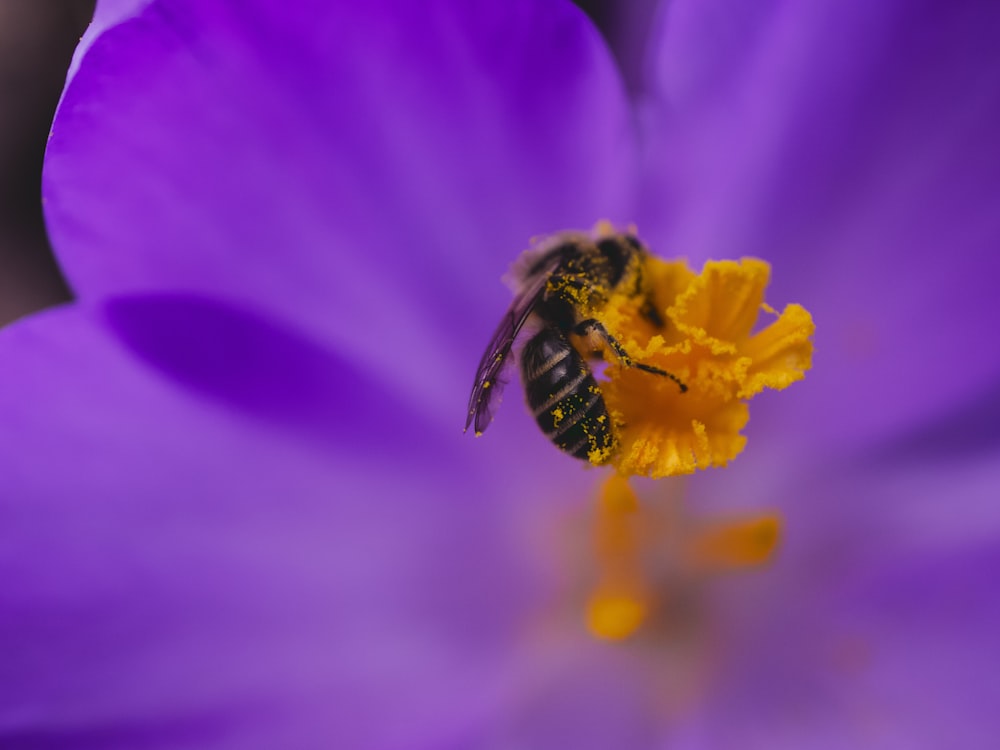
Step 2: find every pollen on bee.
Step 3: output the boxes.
[587,445,614,465]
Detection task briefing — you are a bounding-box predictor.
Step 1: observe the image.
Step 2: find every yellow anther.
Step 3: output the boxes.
[686,514,782,569]
[586,590,648,641]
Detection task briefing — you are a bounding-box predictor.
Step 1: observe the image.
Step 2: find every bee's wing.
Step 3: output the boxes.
[465,270,552,435]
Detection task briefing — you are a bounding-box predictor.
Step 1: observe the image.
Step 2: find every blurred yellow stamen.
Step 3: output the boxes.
[685,514,782,570]
[583,475,782,641]
[599,472,639,514]
[587,590,648,641]
[587,475,647,640]
[595,253,814,478]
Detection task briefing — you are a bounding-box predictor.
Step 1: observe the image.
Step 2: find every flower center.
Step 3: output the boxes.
[583,225,814,478]
[584,474,781,641]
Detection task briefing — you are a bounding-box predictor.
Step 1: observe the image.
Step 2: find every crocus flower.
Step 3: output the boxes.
[2,1,999,749]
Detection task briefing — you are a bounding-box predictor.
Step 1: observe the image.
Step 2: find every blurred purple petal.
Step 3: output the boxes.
[45,0,635,411]
[690,537,1000,750]
[0,304,547,747]
[638,0,1000,452]
[649,0,779,112]
[485,639,661,749]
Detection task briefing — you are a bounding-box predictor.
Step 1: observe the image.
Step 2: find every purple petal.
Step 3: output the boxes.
[647,0,779,111]
[0,303,552,748]
[690,540,1000,749]
[667,448,1000,748]
[45,0,635,412]
[827,542,1000,748]
[637,0,1000,451]
[479,638,661,749]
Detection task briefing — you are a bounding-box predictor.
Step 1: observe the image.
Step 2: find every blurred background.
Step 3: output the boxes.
[0,0,90,325]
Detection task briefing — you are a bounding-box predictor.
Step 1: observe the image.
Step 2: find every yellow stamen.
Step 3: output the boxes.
[599,472,639,514]
[595,254,814,477]
[582,476,783,641]
[586,475,648,640]
[686,514,782,569]
[592,475,641,583]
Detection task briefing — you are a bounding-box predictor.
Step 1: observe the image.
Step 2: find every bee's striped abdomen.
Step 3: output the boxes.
[520,328,615,462]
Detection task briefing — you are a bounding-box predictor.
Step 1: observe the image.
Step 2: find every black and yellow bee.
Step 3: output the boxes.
[465,229,685,461]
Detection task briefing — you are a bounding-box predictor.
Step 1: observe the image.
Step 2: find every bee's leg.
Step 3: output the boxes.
[573,318,651,369]
[573,319,687,393]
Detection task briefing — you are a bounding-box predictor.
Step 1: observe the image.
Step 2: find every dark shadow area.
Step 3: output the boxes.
[105,293,426,457]
[0,0,94,324]
[0,703,260,750]
[572,0,660,96]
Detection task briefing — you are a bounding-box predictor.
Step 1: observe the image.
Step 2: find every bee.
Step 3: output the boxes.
[465,227,686,462]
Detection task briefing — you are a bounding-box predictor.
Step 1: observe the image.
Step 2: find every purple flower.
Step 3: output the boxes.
[2,0,999,747]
